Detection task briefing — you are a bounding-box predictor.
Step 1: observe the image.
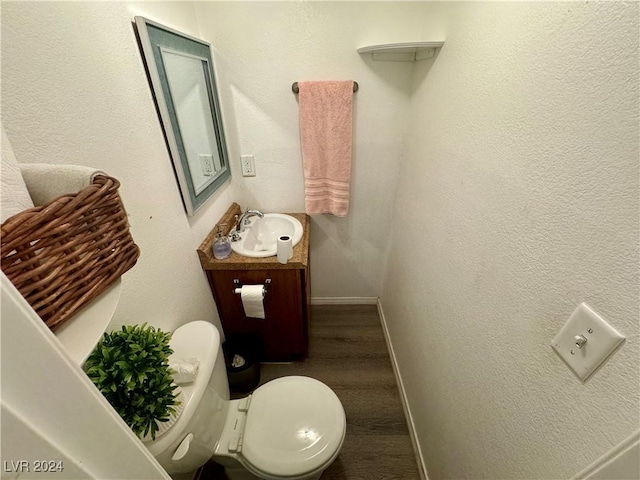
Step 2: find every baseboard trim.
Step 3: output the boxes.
[377,300,428,480]
[310,297,378,305]
[572,430,640,479]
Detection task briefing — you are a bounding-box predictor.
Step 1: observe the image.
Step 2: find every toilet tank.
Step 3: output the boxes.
[144,321,230,474]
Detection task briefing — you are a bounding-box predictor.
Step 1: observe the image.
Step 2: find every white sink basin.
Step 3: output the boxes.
[230,214,303,258]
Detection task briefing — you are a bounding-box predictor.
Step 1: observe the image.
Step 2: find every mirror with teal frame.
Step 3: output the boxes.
[135,17,231,216]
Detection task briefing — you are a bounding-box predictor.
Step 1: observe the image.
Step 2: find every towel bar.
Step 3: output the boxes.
[292,81,359,94]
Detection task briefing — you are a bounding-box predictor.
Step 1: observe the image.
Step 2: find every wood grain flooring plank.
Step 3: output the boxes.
[259,357,397,390]
[323,433,421,480]
[323,456,421,480]
[311,305,381,327]
[334,386,411,436]
[308,327,390,359]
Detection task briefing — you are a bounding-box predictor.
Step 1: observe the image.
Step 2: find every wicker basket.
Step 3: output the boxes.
[1,175,140,329]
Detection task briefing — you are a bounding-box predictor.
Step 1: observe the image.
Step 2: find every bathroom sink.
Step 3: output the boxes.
[231,214,303,258]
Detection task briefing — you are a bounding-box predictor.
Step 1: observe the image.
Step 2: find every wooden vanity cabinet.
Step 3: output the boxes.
[197,204,310,361]
[205,268,307,360]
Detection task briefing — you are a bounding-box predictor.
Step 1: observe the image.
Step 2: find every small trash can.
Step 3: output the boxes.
[222,335,261,393]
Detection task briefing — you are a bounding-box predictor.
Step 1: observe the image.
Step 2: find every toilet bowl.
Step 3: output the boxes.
[143,321,346,479]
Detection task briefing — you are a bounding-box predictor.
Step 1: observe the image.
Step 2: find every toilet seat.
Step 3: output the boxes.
[241,376,346,478]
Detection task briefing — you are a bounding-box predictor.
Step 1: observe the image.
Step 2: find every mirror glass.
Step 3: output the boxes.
[135,17,231,215]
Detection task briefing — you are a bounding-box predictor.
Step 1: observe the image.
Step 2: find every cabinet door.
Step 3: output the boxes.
[208,269,304,361]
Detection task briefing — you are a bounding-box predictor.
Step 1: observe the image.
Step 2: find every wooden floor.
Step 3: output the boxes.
[201,305,421,479]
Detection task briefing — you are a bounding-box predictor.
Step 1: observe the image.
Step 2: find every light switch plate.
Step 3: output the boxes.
[551,303,625,381]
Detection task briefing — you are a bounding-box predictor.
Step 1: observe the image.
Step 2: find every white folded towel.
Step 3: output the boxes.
[19,163,107,207]
[169,357,200,385]
[1,127,35,222]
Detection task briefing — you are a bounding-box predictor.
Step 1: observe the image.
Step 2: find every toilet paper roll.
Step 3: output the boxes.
[277,235,293,264]
[240,284,265,319]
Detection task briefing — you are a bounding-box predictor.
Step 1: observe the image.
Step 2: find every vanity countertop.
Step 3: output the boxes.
[197,203,310,271]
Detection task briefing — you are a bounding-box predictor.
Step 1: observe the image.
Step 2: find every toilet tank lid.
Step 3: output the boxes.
[143,321,219,454]
[169,320,219,372]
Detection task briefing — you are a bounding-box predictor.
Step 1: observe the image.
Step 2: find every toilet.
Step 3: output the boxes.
[144,321,346,480]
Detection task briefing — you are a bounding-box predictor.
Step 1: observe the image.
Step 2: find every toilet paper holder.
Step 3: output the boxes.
[233,278,271,296]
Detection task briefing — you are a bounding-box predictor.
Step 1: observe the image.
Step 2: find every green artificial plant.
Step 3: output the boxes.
[83,323,179,440]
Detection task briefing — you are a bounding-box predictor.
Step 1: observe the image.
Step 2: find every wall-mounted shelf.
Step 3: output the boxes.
[357,42,444,62]
[54,279,121,365]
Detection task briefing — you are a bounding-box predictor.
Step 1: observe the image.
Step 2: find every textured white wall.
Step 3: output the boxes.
[380,2,639,478]
[1,1,241,334]
[194,1,427,297]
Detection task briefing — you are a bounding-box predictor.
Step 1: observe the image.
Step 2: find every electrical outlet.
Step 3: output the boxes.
[241,155,256,177]
[199,154,213,176]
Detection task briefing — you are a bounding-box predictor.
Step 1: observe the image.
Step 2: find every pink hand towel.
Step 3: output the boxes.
[298,81,354,217]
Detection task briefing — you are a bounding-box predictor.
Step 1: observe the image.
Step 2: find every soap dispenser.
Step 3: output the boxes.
[212,224,232,260]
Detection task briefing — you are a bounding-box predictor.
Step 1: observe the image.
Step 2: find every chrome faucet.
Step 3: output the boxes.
[234,208,264,234]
